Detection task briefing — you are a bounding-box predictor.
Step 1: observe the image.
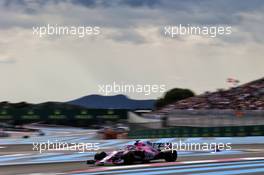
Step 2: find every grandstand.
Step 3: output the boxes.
[137,77,264,128]
[160,77,264,112]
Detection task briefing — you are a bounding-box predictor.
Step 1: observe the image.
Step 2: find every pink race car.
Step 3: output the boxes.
[87,140,177,165]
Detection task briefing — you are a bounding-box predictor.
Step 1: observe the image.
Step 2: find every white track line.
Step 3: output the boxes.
[67,156,264,174]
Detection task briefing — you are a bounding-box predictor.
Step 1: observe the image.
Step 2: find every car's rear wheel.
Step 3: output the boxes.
[163,150,177,162]
[94,151,107,161]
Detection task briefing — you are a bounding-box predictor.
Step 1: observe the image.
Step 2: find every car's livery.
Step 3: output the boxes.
[87,140,177,165]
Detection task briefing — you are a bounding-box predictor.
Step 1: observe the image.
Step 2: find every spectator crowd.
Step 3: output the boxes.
[161,78,264,111]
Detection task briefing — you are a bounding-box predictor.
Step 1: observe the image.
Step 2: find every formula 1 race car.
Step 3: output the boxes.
[87,140,177,165]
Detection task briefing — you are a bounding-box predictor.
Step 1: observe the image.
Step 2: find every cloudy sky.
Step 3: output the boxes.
[0,0,264,103]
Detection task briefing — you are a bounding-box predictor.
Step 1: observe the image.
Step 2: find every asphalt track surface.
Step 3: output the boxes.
[1,126,264,175]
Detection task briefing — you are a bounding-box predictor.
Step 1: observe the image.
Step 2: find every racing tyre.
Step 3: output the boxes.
[94,151,107,161]
[86,160,95,164]
[163,150,177,162]
[123,152,134,165]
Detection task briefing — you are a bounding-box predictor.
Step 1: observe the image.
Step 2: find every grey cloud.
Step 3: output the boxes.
[2,0,264,26]
[0,58,16,64]
[110,29,147,44]
[119,0,161,8]
[1,0,264,44]
[71,0,96,7]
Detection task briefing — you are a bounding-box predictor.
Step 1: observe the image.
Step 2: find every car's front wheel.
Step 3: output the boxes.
[94,151,107,161]
[163,150,177,162]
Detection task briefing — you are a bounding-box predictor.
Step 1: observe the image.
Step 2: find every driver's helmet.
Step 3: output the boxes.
[134,140,145,147]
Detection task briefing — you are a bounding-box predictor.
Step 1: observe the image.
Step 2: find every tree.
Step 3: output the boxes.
[155,88,195,109]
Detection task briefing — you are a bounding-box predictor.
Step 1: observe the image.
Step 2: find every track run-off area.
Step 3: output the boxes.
[1,126,264,175]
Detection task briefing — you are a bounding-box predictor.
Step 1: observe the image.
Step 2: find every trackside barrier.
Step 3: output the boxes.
[128,125,264,138]
[0,109,127,127]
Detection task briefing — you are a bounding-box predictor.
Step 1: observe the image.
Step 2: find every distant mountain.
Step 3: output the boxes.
[0,95,156,111]
[68,94,155,109]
